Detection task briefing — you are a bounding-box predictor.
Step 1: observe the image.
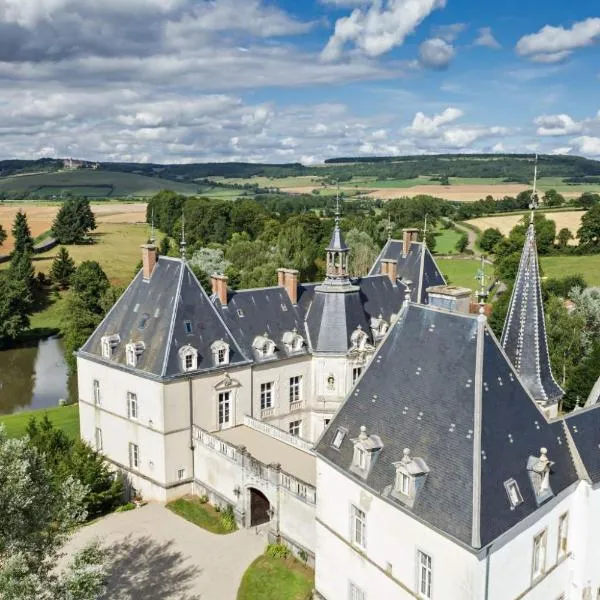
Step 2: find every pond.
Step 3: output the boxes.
[0,337,77,416]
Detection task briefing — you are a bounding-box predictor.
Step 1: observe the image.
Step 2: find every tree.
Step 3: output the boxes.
[159,236,171,256]
[345,229,379,277]
[576,192,600,209]
[189,247,231,290]
[556,227,573,249]
[577,204,600,248]
[544,274,587,298]
[11,210,33,254]
[50,247,76,288]
[564,342,600,411]
[0,224,6,248]
[70,261,110,314]
[479,228,504,253]
[455,233,469,253]
[569,286,600,353]
[0,426,106,600]
[543,189,565,208]
[52,199,97,244]
[0,273,32,341]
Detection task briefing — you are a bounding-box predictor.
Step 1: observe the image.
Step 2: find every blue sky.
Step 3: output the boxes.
[0,0,598,163]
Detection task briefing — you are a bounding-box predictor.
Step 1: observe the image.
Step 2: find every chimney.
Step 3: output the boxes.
[141,243,157,280]
[278,268,299,305]
[211,274,228,306]
[426,285,472,314]
[402,228,419,256]
[380,259,398,284]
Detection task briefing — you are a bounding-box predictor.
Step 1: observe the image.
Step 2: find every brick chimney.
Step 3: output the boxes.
[141,243,157,280]
[277,268,299,305]
[402,228,419,256]
[380,259,398,284]
[211,274,229,306]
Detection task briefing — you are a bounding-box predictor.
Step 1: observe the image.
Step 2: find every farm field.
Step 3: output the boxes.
[0,202,146,253]
[436,258,481,289]
[466,210,584,243]
[0,169,201,198]
[540,255,600,287]
[434,228,463,254]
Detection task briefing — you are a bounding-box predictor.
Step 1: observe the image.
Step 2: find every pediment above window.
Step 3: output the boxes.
[179,344,198,372]
[211,339,230,366]
[370,314,389,339]
[282,328,304,353]
[126,341,145,367]
[214,372,241,391]
[252,334,276,358]
[101,334,121,359]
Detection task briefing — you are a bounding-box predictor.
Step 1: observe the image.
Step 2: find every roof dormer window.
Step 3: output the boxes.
[370,314,389,339]
[350,326,368,350]
[125,341,145,368]
[252,334,276,359]
[350,425,383,478]
[282,328,304,353]
[211,339,230,366]
[101,334,120,360]
[391,448,429,507]
[179,345,198,373]
[331,427,346,449]
[527,447,554,506]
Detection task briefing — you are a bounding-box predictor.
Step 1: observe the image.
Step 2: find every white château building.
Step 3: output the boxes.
[78,211,600,599]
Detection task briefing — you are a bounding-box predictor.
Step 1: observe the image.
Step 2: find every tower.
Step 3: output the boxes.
[325,189,350,286]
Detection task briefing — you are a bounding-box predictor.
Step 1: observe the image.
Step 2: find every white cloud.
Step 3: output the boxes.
[516,18,600,63]
[550,147,572,155]
[571,136,600,156]
[534,113,582,136]
[432,23,467,42]
[321,0,447,61]
[473,27,501,49]
[320,0,366,6]
[406,107,463,136]
[418,38,455,69]
[441,126,507,148]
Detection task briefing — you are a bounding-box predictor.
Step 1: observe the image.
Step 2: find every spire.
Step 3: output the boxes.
[476,255,488,311]
[325,186,350,285]
[501,159,563,407]
[150,207,156,245]
[530,153,539,225]
[180,210,187,261]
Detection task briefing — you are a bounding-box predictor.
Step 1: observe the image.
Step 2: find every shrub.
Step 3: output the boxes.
[266,543,290,560]
[115,502,136,512]
[298,549,308,564]
[199,494,209,504]
[220,504,237,532]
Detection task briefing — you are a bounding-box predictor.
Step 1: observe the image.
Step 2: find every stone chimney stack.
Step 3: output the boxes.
[426,285,472,314]
[141,243,157,280]
[211,274,229,306]
[277,268,299,305]
[402,228,419,257]
[380,259,398,284]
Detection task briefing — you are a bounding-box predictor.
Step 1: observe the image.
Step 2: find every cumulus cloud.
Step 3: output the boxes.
[321,0,447,61]
[432,23,467,42]
[550,147,572,155]
[516,17,600,63]
[418,38,455,69]
[571,136,600,156]
[534,114,582,136]
[473,27,501,49]
[406,107,463,136]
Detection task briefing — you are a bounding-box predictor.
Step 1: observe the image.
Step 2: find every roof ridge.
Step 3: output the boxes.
[561,419,591,483]
[160,261,185,377]
[471,313,485,549]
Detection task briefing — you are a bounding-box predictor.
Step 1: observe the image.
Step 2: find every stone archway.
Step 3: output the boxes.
[249,487,270,527]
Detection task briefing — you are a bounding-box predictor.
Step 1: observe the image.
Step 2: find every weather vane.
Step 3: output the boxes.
[476,254,488,307]
[180,210,187,261]
[529,153,539,223]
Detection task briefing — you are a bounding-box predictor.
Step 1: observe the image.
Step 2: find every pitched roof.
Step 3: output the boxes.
[564,406,600,484]
[369,239,446,303]
[327,222,349,252]
[501,222,563,405]
[315,303,578,548]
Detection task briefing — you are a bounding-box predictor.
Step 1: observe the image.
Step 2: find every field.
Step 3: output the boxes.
[434,227,464,254]
[0,169,201,198]
[466,210,584,243]
[0,404,80,439]
[437,258,482,289]
[540,255,600,286]
[0,202,146,253]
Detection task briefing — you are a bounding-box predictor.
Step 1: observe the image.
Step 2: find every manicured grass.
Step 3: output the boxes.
[0,404,80,439]
[167,496,237,535]
[237,554,314,600]
[434,228,463,254]
[437,258,481,290]
[540,255,600,287]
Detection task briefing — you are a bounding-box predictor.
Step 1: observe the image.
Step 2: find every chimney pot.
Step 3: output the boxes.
[211,274,228,306]
[381,259,398,284]
[402,228,419,257]
[141,243,157,280]
[278,268,298,305]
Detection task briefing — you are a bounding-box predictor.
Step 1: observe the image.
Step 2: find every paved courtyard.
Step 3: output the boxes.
[63,503,267,600]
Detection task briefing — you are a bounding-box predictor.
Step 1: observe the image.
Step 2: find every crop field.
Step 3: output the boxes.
[0,169,201,198]
[0,202,147,253]
[466,210,584,243]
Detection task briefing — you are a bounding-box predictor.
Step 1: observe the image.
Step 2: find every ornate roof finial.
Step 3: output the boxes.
[476,254,488,311]
[387,214,392,240]
[335,182,341,227]
[529,154,539,225]
[422,214,428,248]
[180,210,187,261]
[150,207,156,245]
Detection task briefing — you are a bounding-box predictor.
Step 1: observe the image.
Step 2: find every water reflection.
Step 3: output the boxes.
[0,337,77,415]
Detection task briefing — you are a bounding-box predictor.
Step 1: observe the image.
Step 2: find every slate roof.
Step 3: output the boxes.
[327,222,349,252]
[79,257,249,379]
[369,239,446,303]
[564,406,600,484]
[315,303,579,548]
[501,222,563,405]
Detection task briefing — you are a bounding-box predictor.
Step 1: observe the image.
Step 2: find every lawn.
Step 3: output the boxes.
[0,404,80,439]
[437,258,481,290]
[237,553,314,600]
[167,496,237,534]
[540,255,600,287]
[434,228,463,254]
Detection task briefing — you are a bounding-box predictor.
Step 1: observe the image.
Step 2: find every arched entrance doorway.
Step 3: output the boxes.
[249,488,270,526]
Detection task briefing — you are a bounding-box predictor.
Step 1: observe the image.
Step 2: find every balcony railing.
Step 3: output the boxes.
[243,415,314,454]
[289,400,304,412]
[261,407,274,419]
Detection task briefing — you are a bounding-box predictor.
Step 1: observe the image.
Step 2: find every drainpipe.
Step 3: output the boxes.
[188,378,195,488]
[484,544,492,600]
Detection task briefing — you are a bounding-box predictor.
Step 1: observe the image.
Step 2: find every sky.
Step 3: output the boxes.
[0,0,599,164]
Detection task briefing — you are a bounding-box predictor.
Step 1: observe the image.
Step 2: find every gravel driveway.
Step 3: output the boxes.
[63,503,266,600]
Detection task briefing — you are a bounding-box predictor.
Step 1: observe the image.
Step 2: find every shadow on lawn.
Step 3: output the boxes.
[102,535,202,600]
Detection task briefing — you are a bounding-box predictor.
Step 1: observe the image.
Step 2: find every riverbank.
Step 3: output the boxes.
[0,404,79,439]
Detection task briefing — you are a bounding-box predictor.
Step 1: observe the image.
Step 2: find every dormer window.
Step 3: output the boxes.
[350,326,368,350]
[101,334,120,359]
[252,334,276,358]
[527,448,554,506]
[331,427,346,449]
[350,425,383,478]
[282,328,304,353]
[125,341,145,368]
[504,478,524,509]
[211,340,230,366]
[179,345,198,372]
[391,448,429,507]
[370,315,389,339]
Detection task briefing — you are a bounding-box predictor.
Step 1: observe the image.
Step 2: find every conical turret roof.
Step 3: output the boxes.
[501,220,563,405]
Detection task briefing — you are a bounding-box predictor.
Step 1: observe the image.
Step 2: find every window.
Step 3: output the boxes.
[504,478,523,508]
[352,367,363,384]
[355,447,366,469]
[324,419,331,427]
[101,334,120,359]
[218,348,226,364]
[532,530,547,580]
[185,354,193,369]
[399,471,410,495]
[260,382,273,410]
[349,582,365,600]
[289,376,302,403]
[332,428,346,449]
[289,420,302,437]
[184,321,192,334]
[93,379,101,405]
[211,340,230,366]
[126,342,145,367]
[418,551,432,599]
[177,468,186,480]
[218,392,231,426]
[557,513,568,560]
[129,442,139,469]
[95,427,103,451]
[127,392,138,420]
[351,505,366,549]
